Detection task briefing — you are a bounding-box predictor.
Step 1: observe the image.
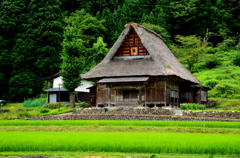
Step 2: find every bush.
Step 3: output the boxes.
[180,103,206,110]
[204,58,221,69]
[203,79,219,89]
[214,83,234,98]
[75,102,89,108]
[215,74,231,80]
[40,108,50,113]
[16,111,33,118]
[42,103,65,109]
[232,53,240,66]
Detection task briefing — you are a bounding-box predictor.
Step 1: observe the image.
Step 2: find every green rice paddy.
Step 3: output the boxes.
[0,120,239,157]
[0,131,239,155]
[1,120,240,128]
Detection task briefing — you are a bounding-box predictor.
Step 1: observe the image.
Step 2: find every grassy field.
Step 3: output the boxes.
[0,120,240,128]
[0,132,239,154]
[0,120,239,158]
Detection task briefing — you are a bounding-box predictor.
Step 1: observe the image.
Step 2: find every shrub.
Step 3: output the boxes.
[215,74,231,80]
[232,53,240,66]
[203,79,219,89]
[214,83,234,98]
[42,103,65,109]
[17,111,32,118]
[40,108,50,113]
[75,102,89,108]
[204,58,221,69]
[180,103,206,110]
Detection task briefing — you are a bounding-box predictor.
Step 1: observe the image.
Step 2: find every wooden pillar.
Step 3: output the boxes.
[114,89,116,104]
[107,84,111,107]
[144,87,146,107]
[154,86,157,107]
[96,85,99,107]
[164,81,167,107]
[177,90,180,107]
[138,88,142,106]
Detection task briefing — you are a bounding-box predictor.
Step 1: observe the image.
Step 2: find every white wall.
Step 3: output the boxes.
[53,76,91,92]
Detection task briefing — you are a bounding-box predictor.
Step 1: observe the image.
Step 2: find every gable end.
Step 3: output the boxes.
[115,28,149,57]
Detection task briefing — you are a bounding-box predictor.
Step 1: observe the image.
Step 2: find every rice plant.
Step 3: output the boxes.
[0,120,239,128]
[0,132,239,155]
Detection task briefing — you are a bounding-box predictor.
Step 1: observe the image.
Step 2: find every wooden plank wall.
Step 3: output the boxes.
[97,84,108,104]
[116,29,149,56]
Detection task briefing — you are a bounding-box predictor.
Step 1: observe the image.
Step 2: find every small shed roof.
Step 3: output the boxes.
[98,77,149,83]
[45,88,85,92]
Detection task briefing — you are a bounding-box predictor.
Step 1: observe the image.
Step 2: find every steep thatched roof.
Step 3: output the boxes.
[83,23,200,84]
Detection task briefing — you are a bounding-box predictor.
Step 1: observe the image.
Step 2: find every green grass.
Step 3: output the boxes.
[0,120,239,128]
[2,102,24,109]
[0,132,239,155]
[180,103,206,110]
[0,102,73,120]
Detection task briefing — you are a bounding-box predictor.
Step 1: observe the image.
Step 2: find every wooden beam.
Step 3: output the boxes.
[107,85,111,107]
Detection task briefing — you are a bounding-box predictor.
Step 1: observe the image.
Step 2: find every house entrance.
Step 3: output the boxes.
[123,90,138,102]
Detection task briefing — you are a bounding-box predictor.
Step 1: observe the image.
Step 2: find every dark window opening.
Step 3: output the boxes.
[123,90,138,102]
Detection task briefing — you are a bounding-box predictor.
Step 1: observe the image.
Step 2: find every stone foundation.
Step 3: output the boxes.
[183,110,240,119]
[73,107,172,115]
[23,114,240,122]
[22,107,240,122]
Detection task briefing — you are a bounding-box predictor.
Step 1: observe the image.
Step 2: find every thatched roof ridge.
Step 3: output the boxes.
[83,23,201,84]
[125,23,163,39]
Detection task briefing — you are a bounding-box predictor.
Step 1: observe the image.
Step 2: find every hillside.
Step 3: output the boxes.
[190,48,240,108]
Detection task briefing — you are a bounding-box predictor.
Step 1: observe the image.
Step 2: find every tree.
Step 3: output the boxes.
[26,0,64,77]
[6,0,65,101]
[60,9,106,107]
[0,0,31,101]
[60,9,108,107]
[170,35,211,72]
[64,9,107,48]
[60,37,85,108]
[87,37,109,69]
[142,23,171,45]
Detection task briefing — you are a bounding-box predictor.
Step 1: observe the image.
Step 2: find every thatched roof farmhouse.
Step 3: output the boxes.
[83,23,208,107]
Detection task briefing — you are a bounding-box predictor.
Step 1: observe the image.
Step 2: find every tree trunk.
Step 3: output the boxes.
[69,91,75,108]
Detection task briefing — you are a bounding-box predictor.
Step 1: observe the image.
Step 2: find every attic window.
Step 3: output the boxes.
[131,47,138,56]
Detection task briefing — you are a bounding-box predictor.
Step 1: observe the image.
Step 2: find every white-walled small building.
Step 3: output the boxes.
[45,75,92,103]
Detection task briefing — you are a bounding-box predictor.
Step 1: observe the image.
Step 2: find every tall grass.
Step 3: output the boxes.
[0,132,239,155]
[180,103,206,110]
[0,120,239,128]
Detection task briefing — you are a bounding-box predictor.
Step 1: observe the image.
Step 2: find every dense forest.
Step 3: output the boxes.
[0,0,240,102]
